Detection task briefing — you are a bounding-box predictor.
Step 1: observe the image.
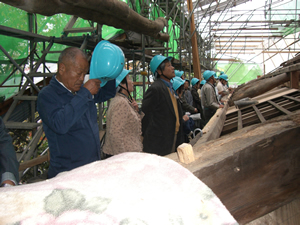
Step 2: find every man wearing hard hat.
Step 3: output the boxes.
[217,74,231,101]
[142,55,184,156]
[37,41,123,178]
[201,70,224,123]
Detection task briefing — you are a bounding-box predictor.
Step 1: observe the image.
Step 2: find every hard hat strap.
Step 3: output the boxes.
[160,73,171,81]
[118,85,133,102]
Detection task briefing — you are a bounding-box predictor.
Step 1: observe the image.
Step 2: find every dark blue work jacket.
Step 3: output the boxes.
[37,76,115,178]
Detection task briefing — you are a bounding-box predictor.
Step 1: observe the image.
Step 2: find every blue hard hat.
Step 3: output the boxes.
[90,40,125,87]
[171,77,185,91]
[220,71,225,75]
[219,74,229,81]
[115,69,131,88]
[149,55,173,74]
[191,78,200,86]
[200,80,206,85]
[203,70,216,81]
[174,70,184,77]
[214,72,218,79]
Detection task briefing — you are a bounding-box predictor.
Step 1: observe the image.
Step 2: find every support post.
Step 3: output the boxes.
[290,71,299,89]
[186,0,201,79]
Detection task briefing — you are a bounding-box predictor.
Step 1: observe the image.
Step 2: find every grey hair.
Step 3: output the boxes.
[58,47,88,65]
[155,59,168,79]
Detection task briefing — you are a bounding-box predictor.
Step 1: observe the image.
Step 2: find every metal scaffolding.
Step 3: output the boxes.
[0,0,299,181]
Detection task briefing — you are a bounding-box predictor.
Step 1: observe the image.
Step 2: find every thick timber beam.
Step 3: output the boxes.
[229,73,290,106]
[167,111,300,224]
[189,94,232,147]
[1,0,169,42]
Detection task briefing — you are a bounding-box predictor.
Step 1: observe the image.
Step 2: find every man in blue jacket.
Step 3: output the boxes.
[37,47,116,178]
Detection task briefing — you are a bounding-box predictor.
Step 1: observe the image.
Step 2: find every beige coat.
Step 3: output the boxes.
[103,93,144,155]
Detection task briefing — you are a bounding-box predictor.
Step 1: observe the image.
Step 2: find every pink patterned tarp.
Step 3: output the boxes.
[0,152,238,225]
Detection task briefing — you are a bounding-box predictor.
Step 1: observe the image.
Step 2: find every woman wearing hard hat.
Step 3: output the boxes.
[171,76,195,142]
[102,69,144,157]
[142,55,184,156]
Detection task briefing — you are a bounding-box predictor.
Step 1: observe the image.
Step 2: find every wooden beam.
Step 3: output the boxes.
[189,94,232,147]
[290,71,300,89]
[268,100,292,115]
[222,105,273,134]
[187,0,201,79]
[252,105,266,123]
[19,152,50,171]
[229,73,290,106]
[223,94,300,135]
[1,0,169,42]
[222,105,281,135]
[249,198,300,224]
[283,95,300,103]
[181,112,300,224]
[237,110,243,130]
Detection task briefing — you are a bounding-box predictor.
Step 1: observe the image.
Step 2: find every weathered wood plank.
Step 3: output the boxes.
[283,95,300,103]
[268,100,292,115]
[237,110,243,129]
[181,112,300,224]
[252,105,266,123]
[246,198,300,225]
[189,94,232,147]
[223,96,299,134]
[226,88,298,115]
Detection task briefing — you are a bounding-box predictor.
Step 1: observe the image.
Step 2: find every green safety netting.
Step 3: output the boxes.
[216,62,263,87]
[0,1,181,102]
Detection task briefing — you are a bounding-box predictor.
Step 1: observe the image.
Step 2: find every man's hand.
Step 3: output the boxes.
[219,91,226,96]
[183,115,189,122]
[194,108,198,113]
[219,104,224,109]
[84,79,101,95]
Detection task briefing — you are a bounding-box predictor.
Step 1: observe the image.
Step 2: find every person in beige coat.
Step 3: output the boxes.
[102,69,144,157]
